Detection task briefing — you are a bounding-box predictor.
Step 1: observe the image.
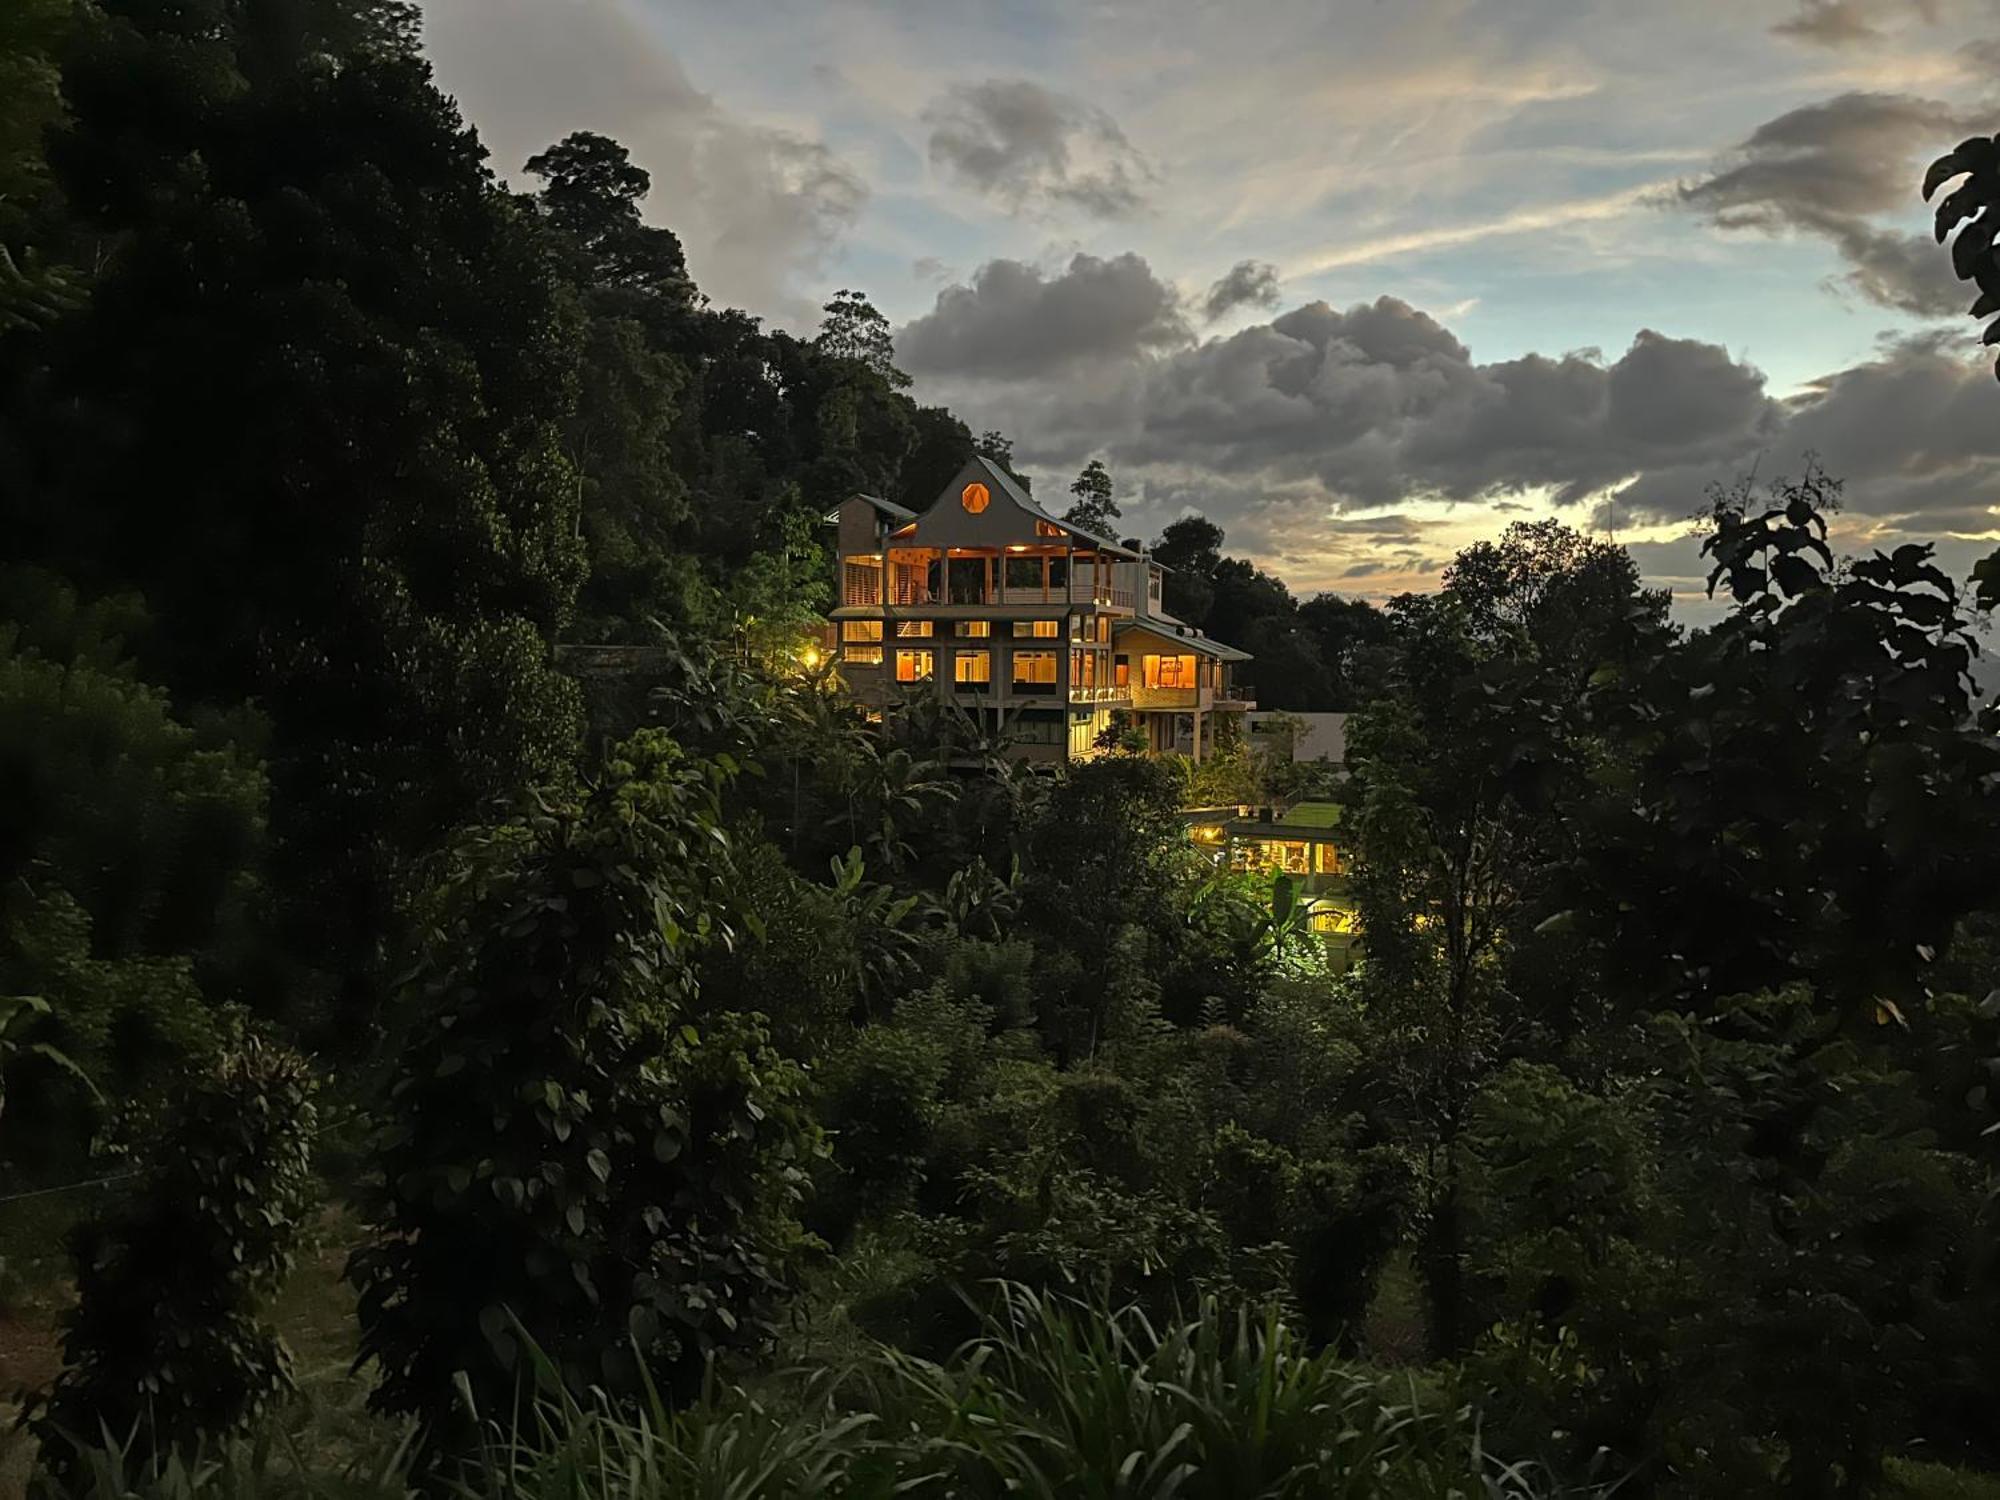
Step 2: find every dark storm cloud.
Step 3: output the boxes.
[1677,91,1975,315]
[912,276,2000,578]
[1201,260,1282,321]
[1601,333,2000,528]
[922,79,1155,219]
[895,252,1190,378]
[1113,300,1778,508]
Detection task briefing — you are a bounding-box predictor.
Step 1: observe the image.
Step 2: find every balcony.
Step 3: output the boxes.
[1129,684,1250,712]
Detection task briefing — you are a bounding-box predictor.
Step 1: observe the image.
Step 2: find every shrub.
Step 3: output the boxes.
[25,1038,317,1486]
[349,734,824,1453]
[810,1021,951,1243]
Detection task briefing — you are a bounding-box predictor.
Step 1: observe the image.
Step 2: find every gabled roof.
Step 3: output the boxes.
[943,455,1142,558]
[823,492,916,525]
[1118,611,1253,662]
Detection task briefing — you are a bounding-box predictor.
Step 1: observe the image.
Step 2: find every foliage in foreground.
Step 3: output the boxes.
[22,1039,319,1488]
[32,1286,1567,1500]
[347,732,824,1452]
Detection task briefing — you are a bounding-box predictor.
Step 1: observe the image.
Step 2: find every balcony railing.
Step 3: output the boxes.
[885,581,1136,608]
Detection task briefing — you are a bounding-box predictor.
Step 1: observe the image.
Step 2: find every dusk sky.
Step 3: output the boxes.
[419,0,2000,616]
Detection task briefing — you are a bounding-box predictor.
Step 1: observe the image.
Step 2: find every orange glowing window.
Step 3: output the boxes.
[961,482,991,514]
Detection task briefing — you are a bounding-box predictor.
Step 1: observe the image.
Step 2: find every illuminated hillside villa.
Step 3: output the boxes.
[825,456,1255,763]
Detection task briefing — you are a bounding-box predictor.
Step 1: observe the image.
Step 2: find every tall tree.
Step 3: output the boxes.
[13,1,587,1035]
[1152,515,1224,624]
[1342,589,1574,1357]
[525,131,700,639]
[974,428,1030,492]
[816,288,908,388]
[525,130,691,300]
[1441,519,1671,708]
[1297,594,1394,709]
[1062,458,1120,540]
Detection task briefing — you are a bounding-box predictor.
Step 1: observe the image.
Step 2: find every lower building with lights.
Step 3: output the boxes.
[1182,799,1360,966]
[825,455,1255,764]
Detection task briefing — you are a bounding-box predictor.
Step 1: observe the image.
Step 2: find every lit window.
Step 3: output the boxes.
[1071,614,1086,641]
[895,649,934,683]
[961,482,990,513]
[954,649,992,684]
[842,559,883,606]
[895,620,934,637]
[1012,649,1057,685]
[1097,616,1111,643]
[1115,655,1129,688]
[843,645,883,665]
[1143,654,1198,690]
[842,620,883,642]
[1035,520,1065,538]
[1012,620,1060,638]
[956,620,990,637]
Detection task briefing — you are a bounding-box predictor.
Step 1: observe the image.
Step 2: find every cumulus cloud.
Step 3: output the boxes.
[420,0,862,326]
[1677,91,1975,315]
[909,277,2000,599]
[896,252,1190,378]
[922,79,1156,218]
[1106,301,1779,509]
[1201,260,1282,321]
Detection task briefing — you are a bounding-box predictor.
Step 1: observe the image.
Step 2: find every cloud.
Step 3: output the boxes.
[896,252,1190,378]
[920,294,1780,515]
[1108,303,1778,509]
[911,280,2000,603]
[419,0,862,327]
[1773,0,1939,47]
[1677,91,1975,315]
[922,78,1156,218]
[1201,260,1281,321]
[1287,182,1668,277]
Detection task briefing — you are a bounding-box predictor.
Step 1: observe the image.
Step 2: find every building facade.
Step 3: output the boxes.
[826,456,1254,763]
[1183,800,1359,967]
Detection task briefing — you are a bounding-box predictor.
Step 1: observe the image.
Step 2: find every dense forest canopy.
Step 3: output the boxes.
[2,4,2000,1498]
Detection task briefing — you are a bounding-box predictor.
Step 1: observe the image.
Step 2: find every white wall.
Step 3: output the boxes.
[1246,711,1349,765]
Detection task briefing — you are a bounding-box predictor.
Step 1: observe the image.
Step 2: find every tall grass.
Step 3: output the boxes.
[856,1284,1554,1500]
[29,1285,1576,1499]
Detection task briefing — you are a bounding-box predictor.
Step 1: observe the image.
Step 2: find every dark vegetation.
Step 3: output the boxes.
[0,4,1997,1496]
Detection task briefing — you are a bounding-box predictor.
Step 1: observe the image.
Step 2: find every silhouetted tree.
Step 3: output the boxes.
[1062,458,1120,539]
[817,288,908,388]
